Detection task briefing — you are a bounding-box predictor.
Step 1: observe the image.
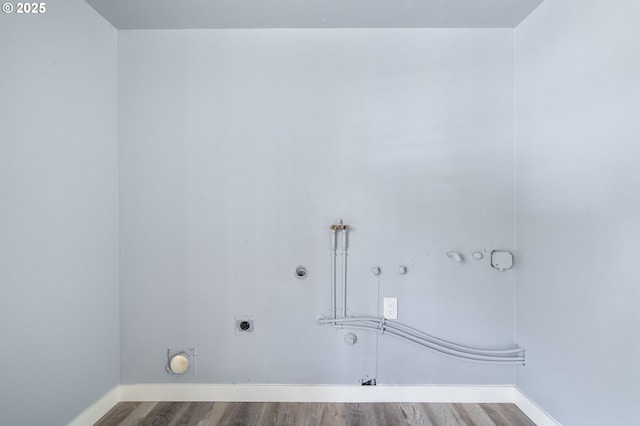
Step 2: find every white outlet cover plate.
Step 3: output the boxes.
[383,297,397,320]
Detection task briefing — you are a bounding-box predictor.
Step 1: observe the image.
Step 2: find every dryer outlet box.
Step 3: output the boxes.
[235,315,255,334]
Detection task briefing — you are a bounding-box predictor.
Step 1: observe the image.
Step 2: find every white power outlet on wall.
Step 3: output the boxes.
[383,297,397,320]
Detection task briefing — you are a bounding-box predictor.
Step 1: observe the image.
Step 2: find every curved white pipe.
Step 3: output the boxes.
[319,316,524,364]
[330,322,524,364]
[383,326,523,362]
[383,321,524,355]
[385,328,524,364]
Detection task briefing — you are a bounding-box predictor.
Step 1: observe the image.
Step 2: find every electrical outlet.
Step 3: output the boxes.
[383,297,397,320]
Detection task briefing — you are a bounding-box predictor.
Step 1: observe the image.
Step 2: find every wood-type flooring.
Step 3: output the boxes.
[95,401,536,425]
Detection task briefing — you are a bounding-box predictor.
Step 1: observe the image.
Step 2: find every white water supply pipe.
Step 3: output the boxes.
[330,228,337,320]
[341,226,348,318]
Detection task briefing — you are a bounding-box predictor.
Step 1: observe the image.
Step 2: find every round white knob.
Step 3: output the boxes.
[447,251,464,263]
[169,353,190,374]
[372,267,381,276]
[397,265,407,275]
[344,333,358,345]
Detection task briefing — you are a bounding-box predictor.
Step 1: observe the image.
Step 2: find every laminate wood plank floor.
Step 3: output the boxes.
[95,402,536,426]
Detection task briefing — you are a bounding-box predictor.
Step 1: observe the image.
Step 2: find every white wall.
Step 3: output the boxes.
[515,1,640,424]
[2,0,638,420]
[118,29,518,385]
[0,1,119,425]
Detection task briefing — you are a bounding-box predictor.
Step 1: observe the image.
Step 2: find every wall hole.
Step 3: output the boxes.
[295,265,308,279]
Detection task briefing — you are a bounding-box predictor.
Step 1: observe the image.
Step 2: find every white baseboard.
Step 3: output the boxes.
[69,384,560,425]
[68,386,120,426]
[119,384,513,403]
[512,389,561,426]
